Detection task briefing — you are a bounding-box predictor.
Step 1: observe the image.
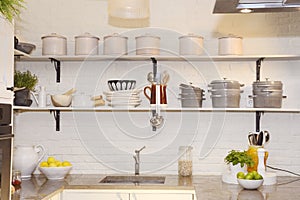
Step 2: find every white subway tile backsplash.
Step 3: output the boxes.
[12,0,300,176]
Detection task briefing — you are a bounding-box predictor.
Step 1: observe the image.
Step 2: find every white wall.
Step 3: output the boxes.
[14,0,300,176]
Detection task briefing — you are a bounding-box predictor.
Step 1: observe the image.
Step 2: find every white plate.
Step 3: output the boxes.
[106,96,141,101]
[106,99,142,104]
[103,89,142,96]
[108,102,141,108]
[106,95,140,101]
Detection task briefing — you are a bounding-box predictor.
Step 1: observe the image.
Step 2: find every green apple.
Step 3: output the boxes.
[236,172,245,179]
[254,174,263,180]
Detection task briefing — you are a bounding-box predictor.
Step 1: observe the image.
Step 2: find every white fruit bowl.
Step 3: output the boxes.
[39,166,72,180]
[237,178,264,190]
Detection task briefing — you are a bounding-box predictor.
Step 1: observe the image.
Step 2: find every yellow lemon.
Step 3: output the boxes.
[55,161,62,167]
[40,161,48,167]
[62,161,72,167]
[47,156,56,164]
[48,162,57,167]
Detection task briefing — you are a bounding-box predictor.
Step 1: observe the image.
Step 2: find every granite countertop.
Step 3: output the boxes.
[12,175,300,200]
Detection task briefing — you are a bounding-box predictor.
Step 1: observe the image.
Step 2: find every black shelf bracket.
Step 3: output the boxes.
[255,57,265,132]
[256,58,264,81]
[151,57,157,131]
[50,110,60,131]
[50,58,61,83]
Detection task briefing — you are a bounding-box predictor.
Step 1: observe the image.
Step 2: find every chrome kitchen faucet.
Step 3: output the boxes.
[133,146,146,175]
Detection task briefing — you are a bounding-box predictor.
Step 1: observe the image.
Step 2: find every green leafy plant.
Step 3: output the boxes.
[224,150,254,168]
[0,0,25,22]
[14,70,38,91]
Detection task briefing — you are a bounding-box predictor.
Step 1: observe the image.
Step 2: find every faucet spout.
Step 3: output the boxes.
[133,146,146,175]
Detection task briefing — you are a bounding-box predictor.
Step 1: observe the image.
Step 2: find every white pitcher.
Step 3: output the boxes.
[13,144,45,179]
[31,86,50,108]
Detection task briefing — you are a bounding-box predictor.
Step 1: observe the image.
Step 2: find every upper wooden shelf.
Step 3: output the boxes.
[14,53,300,62]
[13,106,300,113]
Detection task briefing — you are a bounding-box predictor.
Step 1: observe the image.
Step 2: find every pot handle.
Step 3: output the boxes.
[34,144,46,164]
[283,95,287,99]
[143,86,152,101]
[248,95,257,98]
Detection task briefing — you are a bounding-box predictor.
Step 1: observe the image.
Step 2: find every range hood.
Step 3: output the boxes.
[213,0,300,13]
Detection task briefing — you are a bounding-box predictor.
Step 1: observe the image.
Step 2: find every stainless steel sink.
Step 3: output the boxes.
[99,175,166,184]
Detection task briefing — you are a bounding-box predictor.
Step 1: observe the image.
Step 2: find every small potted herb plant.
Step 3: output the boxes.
[0,0,25,22]
[14,70,38,106]
[224,150,254,174]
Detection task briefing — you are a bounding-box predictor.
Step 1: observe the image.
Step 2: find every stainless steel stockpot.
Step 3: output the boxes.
[208,88,243,95]
[250,90,286,108]
[178,83,205,108]
[252,80,283,91]
[210,94,240,108]
[208,79,244,89]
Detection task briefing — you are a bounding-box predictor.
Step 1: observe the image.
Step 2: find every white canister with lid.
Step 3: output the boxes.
[75,33,99,55]
[41,33,67,55]
[218,35,243,55]
[103,33,128,55]
[179,34,204,55]
[135,33,160,55]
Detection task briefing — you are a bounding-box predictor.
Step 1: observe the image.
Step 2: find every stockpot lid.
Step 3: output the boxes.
[75,32,99,40]
[104,33,128,40]
[41,33,67,40]
[179,83,202,90]
[209,79,241,85]
[218,34,242,40]
[179,33,204,39]
[253,79,282,86]
[135,33,161,40]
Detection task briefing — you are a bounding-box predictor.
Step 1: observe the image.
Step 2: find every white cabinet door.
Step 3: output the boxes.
[62,189,129,200]
[130,192,194,200]
[0,14,14,103]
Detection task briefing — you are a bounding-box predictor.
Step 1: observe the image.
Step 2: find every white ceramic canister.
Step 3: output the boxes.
[41,33,67,55]
[179,34,204,55]
[218,35,243,55]
[13,145,45,179]
[75,33,99,55]
[103,33,128,55]
[135,33,160,55]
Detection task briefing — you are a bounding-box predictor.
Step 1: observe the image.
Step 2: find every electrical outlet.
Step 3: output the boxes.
[247,97,253,107]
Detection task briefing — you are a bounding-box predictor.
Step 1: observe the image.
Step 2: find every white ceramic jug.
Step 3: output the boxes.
[13,144,45,179]
[31,86,50,108]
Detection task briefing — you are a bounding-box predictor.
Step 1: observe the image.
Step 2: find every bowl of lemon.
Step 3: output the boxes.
[237,171,264,190]
[39,156,72,180]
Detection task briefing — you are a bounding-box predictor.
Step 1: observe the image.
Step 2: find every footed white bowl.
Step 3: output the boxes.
[237,178,264,190]
[39,166,72,180]
[51,94,72,107]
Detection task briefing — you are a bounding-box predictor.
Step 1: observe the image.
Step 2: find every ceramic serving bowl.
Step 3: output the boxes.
[237,178,264,190]
[39,166,72,180]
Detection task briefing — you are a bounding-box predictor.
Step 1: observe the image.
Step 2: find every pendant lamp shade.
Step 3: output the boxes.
[108,0,150,19]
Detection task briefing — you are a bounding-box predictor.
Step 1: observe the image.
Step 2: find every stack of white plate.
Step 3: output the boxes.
[104,89,142,108]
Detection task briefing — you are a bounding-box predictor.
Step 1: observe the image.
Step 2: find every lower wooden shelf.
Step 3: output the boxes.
[13,106,300,113]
